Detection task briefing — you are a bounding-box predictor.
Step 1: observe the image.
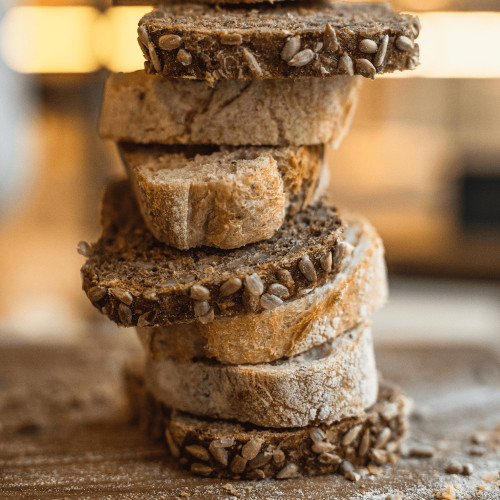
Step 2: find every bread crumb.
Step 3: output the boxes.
[434,484,456,500]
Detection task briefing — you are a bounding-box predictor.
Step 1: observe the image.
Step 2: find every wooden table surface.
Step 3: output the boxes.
[1,335,499,499]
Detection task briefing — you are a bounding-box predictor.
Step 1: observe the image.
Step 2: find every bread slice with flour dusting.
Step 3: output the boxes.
[137,211,387,364]
[118,143,324,250]
[144,323,378,428]
[99,71,361,147]
[138,1,420,81]
[125,363,411,479]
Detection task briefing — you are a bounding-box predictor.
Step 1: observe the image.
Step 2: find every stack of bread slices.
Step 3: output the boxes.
[80,0,420,481]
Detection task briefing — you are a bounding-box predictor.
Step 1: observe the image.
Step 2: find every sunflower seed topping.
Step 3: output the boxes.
[261,293,283,310]
[245,273,264,296]
[77,241,91,257]
[312,441,336,454]
[374,34,389,67]
[190,462,212,476]
[276,463,298,479]
[318,452,342,465]
[268,283,289,299]
[190,284,210,301]
[177,49,192,66]
[88,286,106,303]
[138,25,149,46]
[359,39,378,54]
[281,36,301,62]
[320,252,333,272]
[242,48,263,77]
[197,308,214,325]
[288,49,315,67]
[342,425,363,446]
[209,441,229,466]
[185,444,210,461]
[148,42,162,72]
[143,289,157,301]
[242,437,264,460]
[220,32,243,45]
[409,445,435,458]
[299,255,317,282]
[273,449,285,464]
[137,311,155,327]
[158,34,181,51]
[194,301,210,317]
[396,35,414,52]
[356,58,376,79]
[220,277,242,297]
[230,454,247,474]
[278,269,294,289]
[249,452,272,468]
[111,287,133,305]
[333,241,354,270]
[358,429,371,457]
[165,429,180,458]
[339,53,354,76]
[323,23,338,52]
[445,461,462,474]
[118,303,132,325]
[375,427,392,449]
[310,427,326,443]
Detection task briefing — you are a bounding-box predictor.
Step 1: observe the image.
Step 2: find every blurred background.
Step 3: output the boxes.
[0,0,498,346]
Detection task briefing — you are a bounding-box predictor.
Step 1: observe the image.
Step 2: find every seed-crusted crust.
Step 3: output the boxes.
[138,1,420,81]
[136,212,387,364]
[80,180,344,327]
[125,363,411,480]
[118,143,324,250]
[144,324,378,428]
[99,71,361,147]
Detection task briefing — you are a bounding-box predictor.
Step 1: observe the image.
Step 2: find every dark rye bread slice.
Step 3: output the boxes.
[80,180,344,327]
[138,1,420,81]
[118,143,324,250]
[125,363,411,480]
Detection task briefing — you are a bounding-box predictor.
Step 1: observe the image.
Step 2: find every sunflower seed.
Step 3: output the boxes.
[220,278,242,297]
[194,301,210,317]
[314,42,323,53]
[220,32,243,45]
[323,23,339,51]
[320,252,333,272]
[177,49,192,66]
[396,35,414,52]
[197,308,214,324]
[374,34,389,67]
[277,269,294,289]
[338,53,354,76]
[190,284,210,301]
[245,273,264,296]
[371,449,388,464]
[165,429,180,458]
[312,442,336,454]
[333,241,354,270]
[276,463,298,479]
[356,58,377,79]
[242,48,263,77]
[359,39,378,54]
[230,454,247,474]
[288,49,315,67]
[409,445,435,458]
[310,427,326,443]
[318,452,342,465]
[185,444,210,461]
[118,303,132,325]
[299,255,317,282]
[77,241,91,257]
[138,25,149,46]
[190,462,212,476]
[358,429,371,457]
[209,441,229,466]
[268,283,289,299]
[111,287,133,305]
[249,452,272,468]
[143,289,157,301]
[137,311,155,327]
[342,425,363,446]
[247,468,265,480]
[158,34,181,51]
[462,463,474,475]
[242,437,264,460]
[375,427,392,449]
[260,293,283,310]
[148,42,162,72]
[281,36,301,62]
[341,461,355,474]
[88,286,106,303]
[445,461,462,474]
[273,449,285,464]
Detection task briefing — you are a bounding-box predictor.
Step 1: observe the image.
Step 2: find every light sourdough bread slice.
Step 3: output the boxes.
[126,362,411,480]
[138,1,420,81]
[118,143,324,250]
[99,71,361,146]
[80,180,348,328]
[137,212,387,364]
[144,324,377,428]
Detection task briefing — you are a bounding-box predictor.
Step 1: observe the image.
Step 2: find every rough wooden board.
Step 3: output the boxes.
[0,337,499,499]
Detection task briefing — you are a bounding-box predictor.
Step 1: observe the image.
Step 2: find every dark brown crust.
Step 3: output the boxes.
[139,1,420,81]
[125,364,411,480]
[80,180,344,327]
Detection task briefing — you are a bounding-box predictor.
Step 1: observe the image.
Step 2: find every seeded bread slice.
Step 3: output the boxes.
[99,71,360,146]
[138,1,420,81]
[80,180,346,327]
[118,143,324,250]
[137,212,386,364]
[126,363,411,479]
[145,324,377,428]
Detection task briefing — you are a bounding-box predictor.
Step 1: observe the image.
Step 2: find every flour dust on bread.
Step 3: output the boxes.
[137,212,387,364]
[99,71,361,147]
[125,363,411,480]
[119,143,324,250]
[80,180,349,328]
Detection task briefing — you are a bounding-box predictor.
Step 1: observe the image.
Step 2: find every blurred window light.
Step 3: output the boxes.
[0,7,100,74]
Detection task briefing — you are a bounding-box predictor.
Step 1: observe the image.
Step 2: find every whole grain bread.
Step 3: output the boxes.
[125,363,411,479]
[118,143,324,250]
[99,71,361,146]
[138,1,420,81]
[137,212,387,364]
[80,180,347,327]
[144,324,377,428]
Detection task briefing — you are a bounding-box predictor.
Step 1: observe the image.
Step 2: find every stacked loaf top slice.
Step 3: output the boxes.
[138,1,420,81]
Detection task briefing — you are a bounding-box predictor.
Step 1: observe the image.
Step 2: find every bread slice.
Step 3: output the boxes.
[99,71,361,147]
[80,180,348,328]
[138,2,420,81]
[126,363,411,479]
[144,323,377,428]
[118,143,324,250]
[137,212,387,364]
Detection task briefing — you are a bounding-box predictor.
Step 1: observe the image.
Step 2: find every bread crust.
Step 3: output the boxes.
[125,364,411,479]
[119,143,324,250]
[138,1,420,81]
[144,324,378,428]
[99,71,361,146]
[137,211,387,364]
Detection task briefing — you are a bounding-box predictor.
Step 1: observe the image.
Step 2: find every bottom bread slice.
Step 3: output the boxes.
[125,365,411,480]
[144,323,378,428]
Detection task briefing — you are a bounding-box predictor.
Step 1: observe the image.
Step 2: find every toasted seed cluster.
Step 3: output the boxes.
[81,181,346,327]
[125,365,411,480]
